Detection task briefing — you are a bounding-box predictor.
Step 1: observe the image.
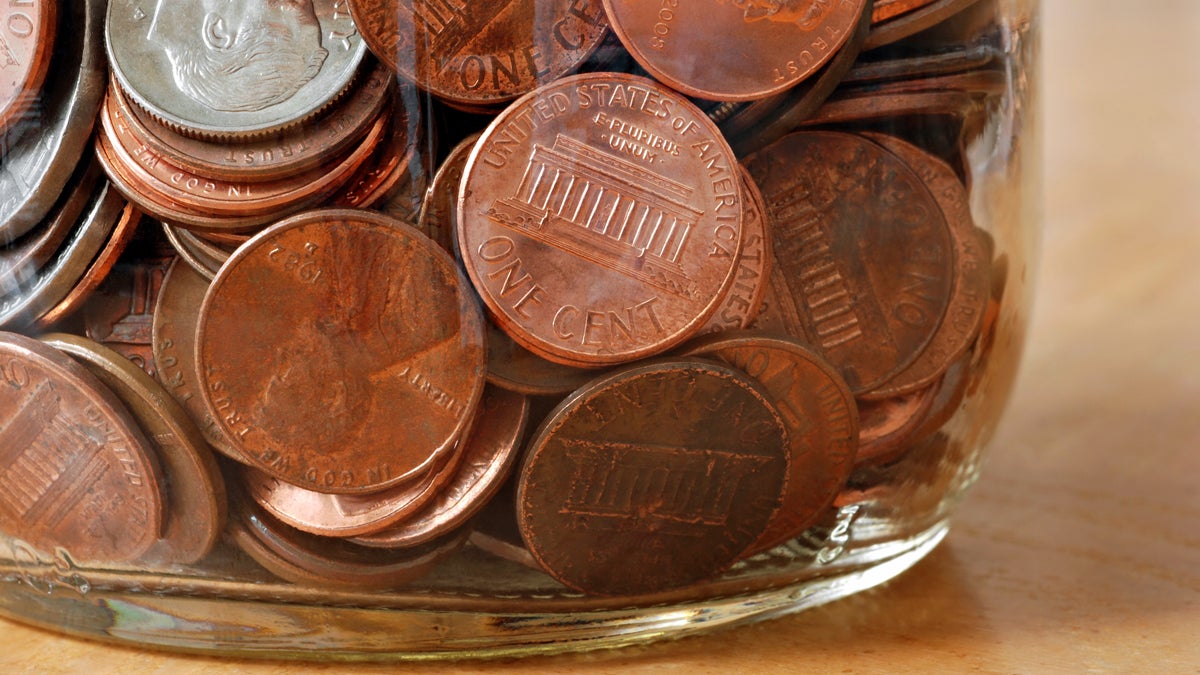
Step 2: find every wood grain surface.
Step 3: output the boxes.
[4,2,1199,672]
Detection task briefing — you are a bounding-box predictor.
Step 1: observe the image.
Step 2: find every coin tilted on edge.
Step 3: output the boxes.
[602,0,867,101]
[197,209,487,494]
[0,331,164,563]
[518,359,789,595]
[459,73,746,367]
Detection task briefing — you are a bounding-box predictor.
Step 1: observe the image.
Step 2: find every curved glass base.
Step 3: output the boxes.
[0,519,949,661]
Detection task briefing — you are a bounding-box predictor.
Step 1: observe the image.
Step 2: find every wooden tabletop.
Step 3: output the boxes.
[4,2,1198,672]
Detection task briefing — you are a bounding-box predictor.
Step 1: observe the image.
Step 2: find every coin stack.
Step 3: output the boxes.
[0,0,1009,596]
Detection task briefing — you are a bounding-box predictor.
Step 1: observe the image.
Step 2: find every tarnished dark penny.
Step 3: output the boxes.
[348,0,609,108]
[459,73,745,367]
[417,131,481,255]
[602,0,866,101]
[244,432,464,537]
[0,181,125,330]
[518,359,788,595]
[40,333,226,565]
[152,258,243,461]
[699,166,772,334]
[681,332,858,554]
[113,63,392,182]
[197,209,487,494]
[106,0,367,139]
[0,0,55,134]
[860,132,991,398]
[30,202,141,331]
[0,158,101,300]
[0,0,103,244]
[353,387,529,548]
[745,131,954,394]
[228,491,468,590]
[0,331,164,563]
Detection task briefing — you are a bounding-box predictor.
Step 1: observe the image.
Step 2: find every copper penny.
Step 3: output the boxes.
[30,202,142,331]
[745,130,955,394]
[854,382,937,467]
[113,63,392,182]
[106,0,366,139]
[0,158,100,299]
[244,422,467,538]
[0,331,164,563]
[228,490,467,590]
[0,180,125,330]
[459,73,745,367]
[864,0,985,49]
[872,0,938,23]
[348,0,609,108]
[81,230,177,378]
[40,333,226,566]
[860,132,991,398]
[333,85,429,211]
[417,131,481,255]
[353,386,529,548]
[907,353,970,447]
[602,0,866,102]
[699,165,772,334]
[0,1,55,133]
[0,0,103,244]
[161,221,222,281]
[518,359,788,595]
[681,332,858,554]
[151,257,243,462]
[197,209,487,494]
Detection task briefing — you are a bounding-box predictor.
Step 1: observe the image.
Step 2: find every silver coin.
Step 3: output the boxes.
[0,0,105,244]
[106,0,366,139]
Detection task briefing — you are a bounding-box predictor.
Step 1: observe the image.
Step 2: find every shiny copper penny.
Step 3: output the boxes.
[699,166,772,334]
[197,209,487,494]
[745,131,954,394]
[602,0,866,102]
[518,359,788,595]
[681,332,858,554]
[40,333,226,565]
[353,386,529,548]
[244,430,465,538]
[106,0,366,139]
[229,491,467,590]
[860,132,991,398]
[864,0,986,50]
[349,0,609,108]
[0,331,164,563]
[0,1,55,133]
[459,73,746,367]
[151,258,243,462]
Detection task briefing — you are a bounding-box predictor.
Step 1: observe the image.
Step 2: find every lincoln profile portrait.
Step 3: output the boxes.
[716,0,835,28]
[147,0,329,112]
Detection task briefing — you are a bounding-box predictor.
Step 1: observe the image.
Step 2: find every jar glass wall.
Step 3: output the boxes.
[0,0,1039,659]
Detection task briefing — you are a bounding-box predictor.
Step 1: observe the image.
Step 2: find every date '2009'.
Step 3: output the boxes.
[647,0,679,50]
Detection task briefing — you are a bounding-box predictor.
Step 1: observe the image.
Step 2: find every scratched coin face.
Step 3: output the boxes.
[746,131,954,393]
[197,209,487,494]
[106,0,366,138]
[348,0,609,108]
[459,73,746,367]
[602,0,866,101]
[518,359,788,595]
[0,332,164,564]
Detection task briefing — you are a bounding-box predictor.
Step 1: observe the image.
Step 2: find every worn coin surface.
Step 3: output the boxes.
[353,386,529,548]
[0,0,55,133]
[197,209,487,494]
[459,73,745,367]
[40,332,226,565]
[0,331,164,563]
[860,132,990,398]
[746,131,954,394]
[348,0,609,108]
[106,0,366,138]
[681,332,858,554]
[518,359,788,595]
[602,0,866,101]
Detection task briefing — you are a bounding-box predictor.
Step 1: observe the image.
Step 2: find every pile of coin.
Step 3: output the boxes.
[0,0,1008,596]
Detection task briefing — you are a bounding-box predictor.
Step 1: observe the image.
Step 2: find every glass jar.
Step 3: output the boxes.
[0,0,1038,660]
